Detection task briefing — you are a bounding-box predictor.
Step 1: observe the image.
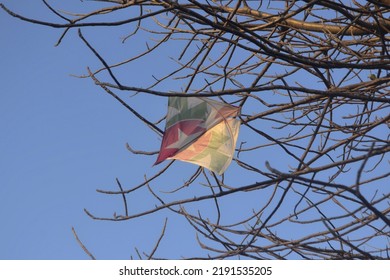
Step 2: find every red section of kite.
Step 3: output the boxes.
[155,119,205,164]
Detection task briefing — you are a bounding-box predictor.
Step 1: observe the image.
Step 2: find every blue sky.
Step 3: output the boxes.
[1,1,389,260]
[0,1,174,259]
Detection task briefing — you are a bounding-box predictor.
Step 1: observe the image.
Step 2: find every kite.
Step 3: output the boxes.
[155,96,241,175]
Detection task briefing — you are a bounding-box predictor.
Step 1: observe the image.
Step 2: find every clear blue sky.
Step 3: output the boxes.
[1,1,388,260]
[0,1,182,259]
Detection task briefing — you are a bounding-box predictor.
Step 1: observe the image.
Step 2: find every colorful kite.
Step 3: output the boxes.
[155,96,241,175]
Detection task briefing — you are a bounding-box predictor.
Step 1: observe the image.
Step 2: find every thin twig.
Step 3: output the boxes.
[71,227,96,260]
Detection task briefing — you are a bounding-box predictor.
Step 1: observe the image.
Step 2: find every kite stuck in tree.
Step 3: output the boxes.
[155,96,241,175]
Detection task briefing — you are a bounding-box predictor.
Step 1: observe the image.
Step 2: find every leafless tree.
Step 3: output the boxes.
[2,0,389,259]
